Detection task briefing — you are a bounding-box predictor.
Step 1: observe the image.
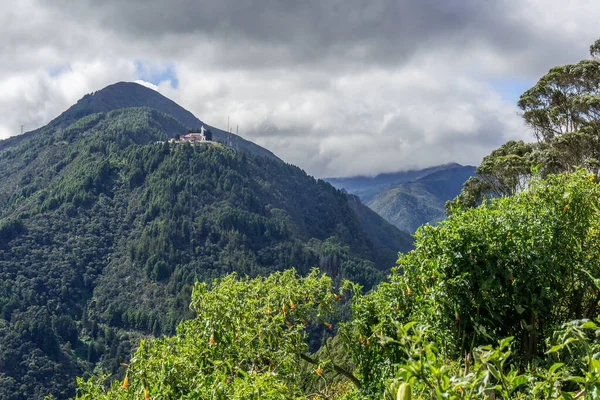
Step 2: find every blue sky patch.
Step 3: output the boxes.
[47,64,72,77]
[134,60,179,89]
[489,78,535,105]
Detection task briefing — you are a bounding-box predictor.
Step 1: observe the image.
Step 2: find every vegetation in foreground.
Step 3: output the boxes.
[75,38,600,399]
[75,169,600,399]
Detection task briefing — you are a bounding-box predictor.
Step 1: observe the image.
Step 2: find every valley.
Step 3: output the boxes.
[328,163,476,233]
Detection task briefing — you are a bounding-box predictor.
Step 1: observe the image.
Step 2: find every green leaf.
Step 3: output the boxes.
[402,321,418,333]
[547,344,563,354]
[549,363,564,374]
[511,374,529,389]
[580,321,597,329]
[488,364,502,381]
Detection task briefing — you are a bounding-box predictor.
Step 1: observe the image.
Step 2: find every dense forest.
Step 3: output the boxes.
[0,103,411,399]
[74,39,600,399]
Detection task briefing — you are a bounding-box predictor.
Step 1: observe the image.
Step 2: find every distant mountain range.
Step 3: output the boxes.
[327,163,476,233]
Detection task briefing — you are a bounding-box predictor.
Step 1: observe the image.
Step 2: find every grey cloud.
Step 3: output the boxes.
[41,0,542,69]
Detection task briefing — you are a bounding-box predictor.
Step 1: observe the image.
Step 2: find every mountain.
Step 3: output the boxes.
[327,164,476,233]
[0,89,411,398]
[0,81,280,161]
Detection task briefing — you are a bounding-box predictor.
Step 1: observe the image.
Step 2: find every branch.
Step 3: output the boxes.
[298,353,362,390]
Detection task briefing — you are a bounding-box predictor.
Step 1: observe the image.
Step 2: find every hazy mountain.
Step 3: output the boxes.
[327,164,476,233]
[0,87,411,399]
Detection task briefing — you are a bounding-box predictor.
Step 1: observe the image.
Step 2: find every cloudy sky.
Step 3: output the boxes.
[1,0,599,177]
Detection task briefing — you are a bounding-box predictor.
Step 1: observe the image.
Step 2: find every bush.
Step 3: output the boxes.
[398,170,600,361]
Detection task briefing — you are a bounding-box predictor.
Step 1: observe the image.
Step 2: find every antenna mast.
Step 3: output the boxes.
[189,157,194,261]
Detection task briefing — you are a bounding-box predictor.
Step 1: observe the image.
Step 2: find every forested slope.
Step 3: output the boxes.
[0,106,408,399]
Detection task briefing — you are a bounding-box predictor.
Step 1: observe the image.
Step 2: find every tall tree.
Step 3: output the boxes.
[452,38,600,210]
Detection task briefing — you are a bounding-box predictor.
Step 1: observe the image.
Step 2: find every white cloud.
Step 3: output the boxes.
[134,80,159,91]
[1,0,599,176]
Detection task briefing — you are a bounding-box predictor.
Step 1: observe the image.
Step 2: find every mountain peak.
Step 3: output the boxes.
[57,81,201,130]
[36,81,281,161]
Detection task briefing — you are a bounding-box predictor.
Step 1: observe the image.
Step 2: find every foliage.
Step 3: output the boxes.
[380,317,600,399]
[404,171,600,361]
[338,171,600,397]
[74,270,353,399]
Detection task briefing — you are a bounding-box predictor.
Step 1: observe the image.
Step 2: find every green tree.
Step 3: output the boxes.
[75,270,357,399]
[448,140,535,211]
[454,38,600,209]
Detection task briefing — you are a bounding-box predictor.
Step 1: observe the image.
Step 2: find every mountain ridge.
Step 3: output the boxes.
[327,163,476,233]
[326,163,467,201]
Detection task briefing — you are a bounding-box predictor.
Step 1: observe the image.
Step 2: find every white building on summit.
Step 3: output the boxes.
[169,126,214,144]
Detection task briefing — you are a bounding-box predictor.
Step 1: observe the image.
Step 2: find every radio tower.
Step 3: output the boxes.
[189,157,194,261]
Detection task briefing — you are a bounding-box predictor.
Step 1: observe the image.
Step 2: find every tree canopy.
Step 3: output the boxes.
[452,38,600,210]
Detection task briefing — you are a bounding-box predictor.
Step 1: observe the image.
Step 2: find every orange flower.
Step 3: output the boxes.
[121,374,129,389]
[209,333,215,345]
[563,204,570,212]
[455,314,460,321]
[290,300,295,309]
[406,285,413,295]
[324,322,333,329]
[334,294,340,301]
[315,367,323,375]
[144,388,151,400]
